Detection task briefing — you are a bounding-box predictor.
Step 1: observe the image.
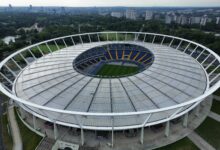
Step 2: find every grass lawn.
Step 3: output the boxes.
[211,100,220,115]
[100,33,135,41]
[15,44,66,62]
[14,109,42,150]
[96,64,139,77]
[195,117,220,150]
[155,137,199,150]
[206,66,220,73]
[31,44,65,54]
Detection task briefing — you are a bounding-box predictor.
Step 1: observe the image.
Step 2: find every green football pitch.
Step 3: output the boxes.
[96,64,139,77]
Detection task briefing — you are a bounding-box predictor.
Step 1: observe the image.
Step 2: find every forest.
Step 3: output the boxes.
[0,12,220,59]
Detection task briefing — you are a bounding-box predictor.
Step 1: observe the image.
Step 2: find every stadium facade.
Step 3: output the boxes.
[0,32,220,149]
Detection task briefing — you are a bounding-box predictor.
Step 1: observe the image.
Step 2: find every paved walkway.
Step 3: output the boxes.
[188,131,216,150]
[188,103,220,150]
[8,105,22,150]
[209,112,220,122]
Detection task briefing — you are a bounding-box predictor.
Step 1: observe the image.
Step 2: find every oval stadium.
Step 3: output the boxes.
[0,32,220,150]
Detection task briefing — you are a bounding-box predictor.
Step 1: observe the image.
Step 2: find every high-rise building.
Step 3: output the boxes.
[61,7,66,14]
[207,18,212,23]
[173,14,177,22]
[181,17,188,25]
[111,12,124,18]
[169,12,177,22]
[154,14,161,20]
[165,15,172,24]
[190,17,201,24]
[99,12,109,16]
[125,9,137,20]
[216,17,220,24]
[145,11,153,20]
[176,16,181,24]
[200,15,208,26]
[176,15,188,25]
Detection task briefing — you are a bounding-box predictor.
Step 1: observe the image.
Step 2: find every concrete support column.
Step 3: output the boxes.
[140,127,144,144]
[19,107,25,119]
[9,99,14,105]
[111,128,114,147]
[54,123,58,140]
[111,118,114,147]
[183,113,188,128]
[165,121,170,137]
[33,115,36,129]
[201,100,206,106]
[195,104,200,117]
[81,128,84,146]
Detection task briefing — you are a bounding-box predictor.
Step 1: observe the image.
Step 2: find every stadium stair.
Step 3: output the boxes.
[107,50,113,60]
[36,137,56,150]
[132,52,140,61]
[122,50,125,59]
[138,54,147,62]
[128,51,133,60]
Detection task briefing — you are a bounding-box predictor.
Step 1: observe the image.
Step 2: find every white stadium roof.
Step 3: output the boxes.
[14,41,207,127]
[1,32,219,130]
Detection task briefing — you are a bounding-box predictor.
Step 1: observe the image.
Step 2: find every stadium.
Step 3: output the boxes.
[0,32,220,149]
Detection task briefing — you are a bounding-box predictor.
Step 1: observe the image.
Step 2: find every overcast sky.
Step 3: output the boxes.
[1,0,220,7]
